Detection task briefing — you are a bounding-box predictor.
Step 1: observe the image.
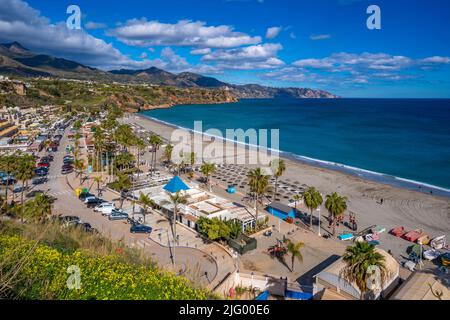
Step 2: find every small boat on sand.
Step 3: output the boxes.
[423,249,441,261]
[431,235,446,250]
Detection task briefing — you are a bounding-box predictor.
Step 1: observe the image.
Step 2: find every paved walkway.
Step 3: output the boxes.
[41,128,237,291]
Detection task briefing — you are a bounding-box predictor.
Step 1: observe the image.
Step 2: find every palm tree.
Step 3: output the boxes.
[200,162,216,192]
[188,152,196,173]
[138,192,155,223]
[91,176,103,197]
[134,137,146,179]
[25,192,53,223]
[114,173,132,209]
[247,168,272,224]
[0,155,18,205]
[340,242,389,300]
[325,192,348,236]
[149,135,163,175]
[15,155,36,223]
[165,191,188,245]
[286,239,304,272]
[302,187,323,228]
[271,159,286,201]
[292,194,301,213]
[73,159,86,184]
[163,144,174,165]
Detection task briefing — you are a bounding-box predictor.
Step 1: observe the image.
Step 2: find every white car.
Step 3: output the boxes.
[94,203,115,213]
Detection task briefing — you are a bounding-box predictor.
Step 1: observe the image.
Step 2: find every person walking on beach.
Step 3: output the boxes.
[380,198,384,205]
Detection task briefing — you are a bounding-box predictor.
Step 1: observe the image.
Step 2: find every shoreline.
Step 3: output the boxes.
[138,112,450,199]
[125,112,450,241]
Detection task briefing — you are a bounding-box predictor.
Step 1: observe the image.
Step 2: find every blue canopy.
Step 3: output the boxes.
[163,176,190,193]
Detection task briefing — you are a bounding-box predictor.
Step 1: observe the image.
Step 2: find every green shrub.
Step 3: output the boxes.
[0,234,211,300]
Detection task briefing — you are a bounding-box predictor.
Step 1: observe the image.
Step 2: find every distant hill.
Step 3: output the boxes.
[0,41,339,99]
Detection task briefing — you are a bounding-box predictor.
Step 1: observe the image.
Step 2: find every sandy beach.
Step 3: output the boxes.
[123,113,450,260]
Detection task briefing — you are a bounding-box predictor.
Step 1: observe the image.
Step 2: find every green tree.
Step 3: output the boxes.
[163,144,174,165]
[271,159,286,201]
[340,242,389,300]
[286,239,304,272]
[91,176,103,197]
[138,192,155,223]
[113,174,132,208]
[15,155,36,223]
[302,187,323,228]
[149,135,163,175]
[200,162,216,192]
[325,192,347,236]
[0,155,18,205]
[164,191,188,245]
[292,194,301,213]
[73,159,86,184]
[247,168,272,224]
[25,193,54,223]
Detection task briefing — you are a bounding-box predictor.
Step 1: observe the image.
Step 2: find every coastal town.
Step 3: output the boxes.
[1,75,449,301]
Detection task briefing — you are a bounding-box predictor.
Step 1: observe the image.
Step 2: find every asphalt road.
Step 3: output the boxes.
[42,128,222,288]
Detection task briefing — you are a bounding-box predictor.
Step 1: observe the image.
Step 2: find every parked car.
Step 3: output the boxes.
[13,186,28,194]
[84,196,98,203]
[32,177,48,185]
[26,190,44,198]
[79,192,95,201]
[58,215,81,223]
[94,202,115,213]
[38,162,50,168]
[59,216,81,228]
[78,222,95,233]
[86,198,106,208]
[108,210,129,221]
[130,224,152,234]
[61,167,73,175]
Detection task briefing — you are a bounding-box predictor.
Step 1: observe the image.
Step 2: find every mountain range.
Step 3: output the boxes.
[0,42,338,99]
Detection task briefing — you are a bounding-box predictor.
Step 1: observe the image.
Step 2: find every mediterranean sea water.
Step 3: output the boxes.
[141,98,450,197]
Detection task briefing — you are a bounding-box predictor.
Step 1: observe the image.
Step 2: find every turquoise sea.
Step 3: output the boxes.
[141,99,450,197]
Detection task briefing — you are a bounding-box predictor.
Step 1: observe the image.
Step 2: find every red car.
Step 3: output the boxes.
[38,162,50,168]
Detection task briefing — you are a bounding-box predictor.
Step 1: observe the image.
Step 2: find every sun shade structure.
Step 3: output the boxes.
[163,176,190,193]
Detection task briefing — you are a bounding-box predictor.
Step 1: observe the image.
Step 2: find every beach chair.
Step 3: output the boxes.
[417,234,430,245]
[403,229,425,243]
[390,226,406,237]
[372,226,386,234]
[339,233,354,241]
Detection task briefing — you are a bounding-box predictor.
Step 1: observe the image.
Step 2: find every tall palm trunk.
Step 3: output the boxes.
[310,208,314,228]
[20,180,26,223]
[273,177,278,202]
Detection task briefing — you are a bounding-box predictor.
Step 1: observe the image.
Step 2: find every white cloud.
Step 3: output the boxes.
[85,21,107,30]
[139,52,148,59]
[0,0,144,70]
[310,34,331,40]
[201,43,284,70]
[263,52,450,87]
[266,26,282,39]
[190,48,212,55]
[421,56,450,64]
[109,19,261,49]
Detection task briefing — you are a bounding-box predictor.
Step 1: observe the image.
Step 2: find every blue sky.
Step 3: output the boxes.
[1,0,450,97]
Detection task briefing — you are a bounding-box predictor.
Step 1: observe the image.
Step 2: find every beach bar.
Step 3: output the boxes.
[267,202,295,220]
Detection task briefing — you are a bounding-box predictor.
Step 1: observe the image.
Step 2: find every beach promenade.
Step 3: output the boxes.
[123,114,450,265]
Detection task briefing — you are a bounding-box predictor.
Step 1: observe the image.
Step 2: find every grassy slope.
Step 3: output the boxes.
[0,219,216,300]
